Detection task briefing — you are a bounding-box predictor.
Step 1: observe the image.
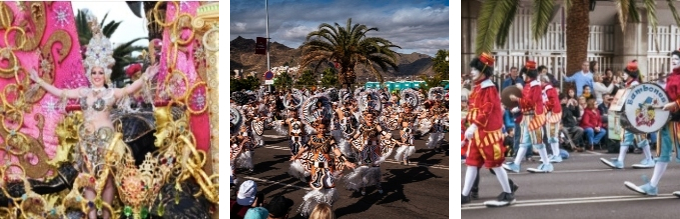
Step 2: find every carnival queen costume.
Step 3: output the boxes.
[29,12,156,218]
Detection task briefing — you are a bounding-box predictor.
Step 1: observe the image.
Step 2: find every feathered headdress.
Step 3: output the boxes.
[82,9,115,87]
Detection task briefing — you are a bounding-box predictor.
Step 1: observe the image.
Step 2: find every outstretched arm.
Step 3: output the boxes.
[114,64,158,99]
[30,69,81,99]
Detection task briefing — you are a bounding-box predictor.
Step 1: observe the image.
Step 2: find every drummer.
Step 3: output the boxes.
[625,50,680,196]
[600,60,655,169]
[503,60,553,173]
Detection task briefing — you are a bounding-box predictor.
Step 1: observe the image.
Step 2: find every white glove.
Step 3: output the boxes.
[461,139,467,147]
[464,124,477,139]
[516,83,523,89]
[511,107,520,113]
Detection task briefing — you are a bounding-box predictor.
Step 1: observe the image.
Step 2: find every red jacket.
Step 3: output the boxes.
[668,68,680,106]
[517,80,546,130]
[467,79,503,131]
[580,108,602,129]
[544,85,562,114]
[518,80,545,114]
[466,78,504,148]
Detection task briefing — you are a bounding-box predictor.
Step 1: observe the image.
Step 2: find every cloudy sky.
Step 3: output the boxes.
[71,1,149,47]
[230,0,449,57]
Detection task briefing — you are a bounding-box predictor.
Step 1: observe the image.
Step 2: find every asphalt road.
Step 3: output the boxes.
[231,130,450,219]
[461,150,680,219]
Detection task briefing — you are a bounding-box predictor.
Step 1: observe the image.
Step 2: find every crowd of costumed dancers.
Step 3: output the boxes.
[231,86,449,216]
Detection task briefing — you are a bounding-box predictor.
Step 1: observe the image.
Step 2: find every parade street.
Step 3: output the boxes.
[231,130,450,219]
[462,151,680,218]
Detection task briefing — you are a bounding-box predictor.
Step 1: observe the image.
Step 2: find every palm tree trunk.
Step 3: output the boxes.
[566,0,590,80]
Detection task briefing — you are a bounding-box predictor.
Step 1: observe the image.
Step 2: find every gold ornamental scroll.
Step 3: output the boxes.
[192,3,218,218]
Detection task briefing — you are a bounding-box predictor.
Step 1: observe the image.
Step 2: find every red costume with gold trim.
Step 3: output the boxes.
[465,78,505,168]
[518,79,546,131]
[544,84,562,123]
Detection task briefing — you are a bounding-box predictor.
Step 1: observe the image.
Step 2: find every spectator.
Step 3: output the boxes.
[560,93,585,151]
[563,61,594,97]
[309,203,335,219]
[231,180,260,219]
[577,96,587,121]
[265,196,294,219]
[657,72,667,88]
[504,127,515,157]
[581,99,607,151]
[503,106,515,131]
[502,67,524,90]
[567,88,578,102]
[538,65,559,86]
[245,207,269,219]
[590,61,600,76]
[602,68,614,86]
[593,73,615,105]
[581,85,593,100]
[598,94,613,116]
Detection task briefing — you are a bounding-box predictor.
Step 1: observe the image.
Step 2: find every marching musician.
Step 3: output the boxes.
[462,53,515,207]
[625,50,680,196]
[540,74,563,163]
[600,60,655,169]
[503,60,553,173]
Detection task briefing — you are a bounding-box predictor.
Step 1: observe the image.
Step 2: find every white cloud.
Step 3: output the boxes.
[280,25,316,40]
[391,6,449,26]
[71,2,149,47]
[232,22,248,32]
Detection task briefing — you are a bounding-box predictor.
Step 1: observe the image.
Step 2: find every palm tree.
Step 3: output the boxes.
[75,9,147,84]
[300,18,401,88]
[475,0,680,78]
[126,1,165,40]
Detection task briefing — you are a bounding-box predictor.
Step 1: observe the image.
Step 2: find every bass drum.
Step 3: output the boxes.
[618,83,671,134]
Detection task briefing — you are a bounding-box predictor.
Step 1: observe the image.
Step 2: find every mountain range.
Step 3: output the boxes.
[230,36,436,79]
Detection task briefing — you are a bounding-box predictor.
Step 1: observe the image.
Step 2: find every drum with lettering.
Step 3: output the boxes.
[615,83,671,134]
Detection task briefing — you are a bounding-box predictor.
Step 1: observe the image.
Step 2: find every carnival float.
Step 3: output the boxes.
[0,1,219,218]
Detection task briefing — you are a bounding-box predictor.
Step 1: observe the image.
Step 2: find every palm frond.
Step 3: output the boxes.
[628,0,640,23]
[496,2,519,47]
[644,0,660,52]
[475,0,520,55]
[668,0,680,28]
[616,0,630,32]
[102,21,122,38]
[564,0,572,15]
[99,12,110,29]
[531,0,555,41]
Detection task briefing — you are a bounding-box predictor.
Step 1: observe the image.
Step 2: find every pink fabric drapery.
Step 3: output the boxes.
[0,2,87,176]
[158,1,210,152]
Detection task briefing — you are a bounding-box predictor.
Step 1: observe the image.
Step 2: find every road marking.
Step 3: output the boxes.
[263,135,288,139]
[242,176,311,191]
[261,146,450,170]
[461,194,677,210]
[586,151,604,155]
[506,169,614,175]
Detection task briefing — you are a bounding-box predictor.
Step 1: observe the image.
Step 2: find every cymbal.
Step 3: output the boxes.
[501,86,523,109]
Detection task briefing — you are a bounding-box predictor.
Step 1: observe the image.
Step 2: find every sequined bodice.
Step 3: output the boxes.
[79,88,115,112]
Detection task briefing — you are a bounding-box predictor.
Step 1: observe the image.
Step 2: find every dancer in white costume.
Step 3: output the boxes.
[601,60,655,169]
